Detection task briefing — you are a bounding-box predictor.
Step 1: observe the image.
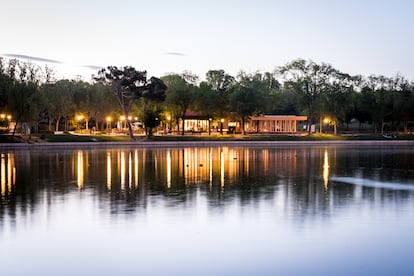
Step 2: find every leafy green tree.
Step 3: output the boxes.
[39,80,76,132]
[278,59,335,134]
[87,83,118,131]
[95,66,165,139]
[361,75,394,134]
[320,72,356,134]
[163,74,196,136]
[4,59,41,135]
[194,82,219,135]
[141,77,167,137]
[205,69,234,118]
[230,73,266,135]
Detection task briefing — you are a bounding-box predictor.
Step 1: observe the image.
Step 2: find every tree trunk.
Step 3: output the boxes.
[48,116,52,132]
[208,119,211,136]
[307,117,313,135]
[242,118,245,135]
[122,108,134,140]
[181,117,185,136]
[333,121,337,135]
[55,116,61,132]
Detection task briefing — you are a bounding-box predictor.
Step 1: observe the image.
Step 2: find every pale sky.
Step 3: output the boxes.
[1,0,413,81]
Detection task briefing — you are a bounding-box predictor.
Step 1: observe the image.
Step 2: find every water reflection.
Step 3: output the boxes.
[77,151,84,190]
[323,149,330,190]
[0,146,413,219]
[1,153,16,196]
[1,146,413,276]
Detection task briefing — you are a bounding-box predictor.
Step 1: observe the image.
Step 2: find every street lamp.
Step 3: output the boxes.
[106,116,112,133]
[167,116,171,133]
[120,116,125,129]
[76,115,84,132]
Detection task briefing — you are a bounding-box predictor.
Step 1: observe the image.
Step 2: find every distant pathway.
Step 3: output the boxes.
[1,140,414,149]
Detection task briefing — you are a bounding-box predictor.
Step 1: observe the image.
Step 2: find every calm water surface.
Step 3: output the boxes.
[1,145,414,275]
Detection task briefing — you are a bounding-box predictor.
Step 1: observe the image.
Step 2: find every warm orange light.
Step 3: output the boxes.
[120,115,125,121]
[106,116,112,122]
[167,116,171,121]
[0,114,5,119]
[6,115,11,120]
[77,115,84,121]
[323,117,330,124]
[221,118,224,123]
[128,116,132,121]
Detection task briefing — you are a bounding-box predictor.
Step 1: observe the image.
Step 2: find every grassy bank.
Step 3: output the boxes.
[1,132,414,143]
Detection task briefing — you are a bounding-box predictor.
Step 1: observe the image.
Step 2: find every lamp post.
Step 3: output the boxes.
[106,116,112,133]
[77,115,84,132]
[167,116,171,133]
[220,118,224,135]
[323,117,330,133]
[208,118,212,136]
[6,115,11,130]
[120,116,125,130]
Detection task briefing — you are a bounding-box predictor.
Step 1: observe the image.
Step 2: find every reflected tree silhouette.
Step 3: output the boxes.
[1,146,414,226]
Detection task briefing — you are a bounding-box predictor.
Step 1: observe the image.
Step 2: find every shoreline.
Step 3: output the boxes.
[1,140,414,149]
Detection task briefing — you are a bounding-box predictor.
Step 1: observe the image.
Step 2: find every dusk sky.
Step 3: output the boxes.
[1,0,413,81]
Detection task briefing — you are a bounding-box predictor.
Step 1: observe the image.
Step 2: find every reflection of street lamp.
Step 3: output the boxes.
[220,118,224,135]
[106,116,112,132]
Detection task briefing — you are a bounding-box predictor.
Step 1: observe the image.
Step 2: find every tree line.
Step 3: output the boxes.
[0,57,413,138]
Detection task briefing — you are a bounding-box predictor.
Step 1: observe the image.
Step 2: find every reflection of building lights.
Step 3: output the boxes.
[121,151,125,189]
[167,150,171,188]
[323,149,330,190]
[209,149,213,188]
[1,154,6,196]
[107,152,111,190]
[220,149,225,190]
[7,153,12,193]
[134,150,139,188]
[77,151,84,190]
[129,152,132,188]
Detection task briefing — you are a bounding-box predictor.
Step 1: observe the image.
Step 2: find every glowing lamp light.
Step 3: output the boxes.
[106,116,112,122]
[323,117,330,124]
[120,116,125,121]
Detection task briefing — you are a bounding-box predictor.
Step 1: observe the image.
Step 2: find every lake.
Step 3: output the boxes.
[1,145,414,275]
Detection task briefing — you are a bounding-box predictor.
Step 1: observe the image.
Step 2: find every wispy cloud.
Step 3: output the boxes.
[81,65,104,71]
[165,52,187,56]
[2,53,63,64]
